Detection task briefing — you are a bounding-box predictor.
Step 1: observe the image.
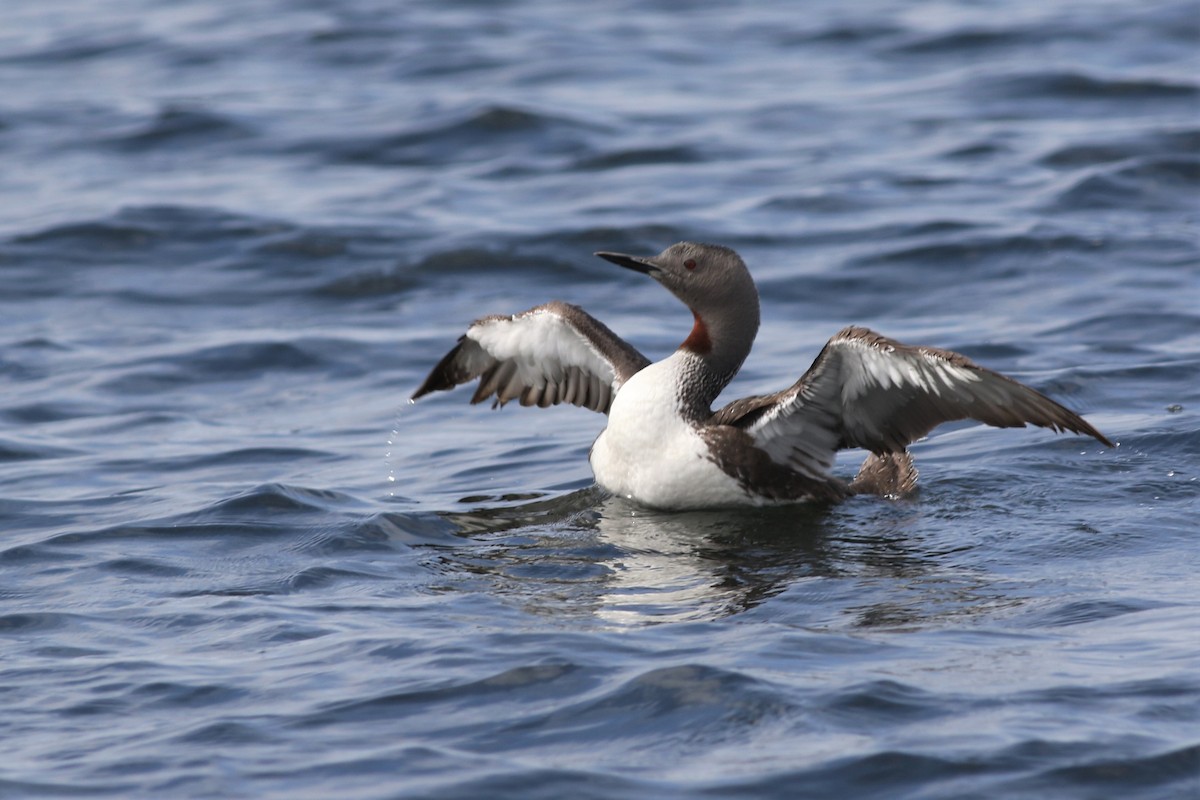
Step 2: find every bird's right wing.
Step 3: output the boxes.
[713,326,1112,479]
[411,301,650,414]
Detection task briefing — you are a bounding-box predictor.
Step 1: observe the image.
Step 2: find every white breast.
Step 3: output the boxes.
[589,353,750,509]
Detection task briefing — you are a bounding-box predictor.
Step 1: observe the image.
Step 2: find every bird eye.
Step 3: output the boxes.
[684,259,697,270]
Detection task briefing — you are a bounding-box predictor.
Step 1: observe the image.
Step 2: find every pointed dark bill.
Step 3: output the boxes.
[595,251,660,276]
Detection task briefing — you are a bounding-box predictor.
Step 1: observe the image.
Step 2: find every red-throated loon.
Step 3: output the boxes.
[412,242,1112,509]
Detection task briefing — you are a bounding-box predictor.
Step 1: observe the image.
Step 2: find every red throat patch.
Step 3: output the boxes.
[682,313,712,354]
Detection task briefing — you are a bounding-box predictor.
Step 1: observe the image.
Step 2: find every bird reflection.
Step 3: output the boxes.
[431,489,1007,628]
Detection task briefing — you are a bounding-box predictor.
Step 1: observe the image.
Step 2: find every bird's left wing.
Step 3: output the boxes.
[411,301,650,414]
[712,326,1112,479]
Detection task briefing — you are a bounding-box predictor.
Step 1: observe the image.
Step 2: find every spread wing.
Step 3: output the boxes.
[712,326,1113,479]
[411,301,650,414]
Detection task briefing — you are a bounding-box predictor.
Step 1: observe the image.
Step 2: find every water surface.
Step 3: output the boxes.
[1,1,1198,797]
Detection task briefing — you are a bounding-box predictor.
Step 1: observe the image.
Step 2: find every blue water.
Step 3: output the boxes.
[2,1,1198,797]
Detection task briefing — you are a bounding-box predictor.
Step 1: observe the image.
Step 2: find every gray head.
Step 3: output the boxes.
[595,242,759,327]
[595,242,761,377]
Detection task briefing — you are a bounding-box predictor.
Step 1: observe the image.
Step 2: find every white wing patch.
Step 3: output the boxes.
[468,308,617,391]
[840,337,981,404]
[413,302,649,414]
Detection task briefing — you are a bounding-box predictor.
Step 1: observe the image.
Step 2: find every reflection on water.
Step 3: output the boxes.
[434,491,1016,628]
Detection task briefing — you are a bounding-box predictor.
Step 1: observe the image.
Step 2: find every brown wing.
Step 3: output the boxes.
[713,326,1112,478]
[412,301,650,414]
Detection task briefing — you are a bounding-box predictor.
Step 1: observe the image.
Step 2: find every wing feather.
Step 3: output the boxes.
[713,326,1112,477]
[412,301,650,415]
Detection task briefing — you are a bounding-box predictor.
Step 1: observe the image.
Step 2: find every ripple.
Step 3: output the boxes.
[1039,128,1200,168]
[95,341,352,395]
[778,22,904,45]
[1042,311,1200,347]
[349,511,468,547]
[315,266,417,298]
[817,680,954,724]
[97,558,190,578]
[0,611,84,632]
[1027,598,1170,627]
[0,401,94,424]
[526,225,686,254]
[941,140,1010,160]
[983,71,1199,102]
[888,27,1035,55]
[303,104,601,167]
[11,205,286,249]
[1050,157,1200,211]
[130,680,249,710]
[466,664,798,754]
[756,191,872,214]
[202,483,355,516]
[0,778,138,796]
[316,245,600,298]
[0,435,79,461]
[570,144,705,171]
[38,484,352,551]
[847,231,1107,271]
[101,106,253,151]
[0,32,157,64]
[298,662,595,730]
[171,341,328,374]
[725,751,991,798]
[397,247,585,282]
[1008,743,1200,796]
[173,720,275,746]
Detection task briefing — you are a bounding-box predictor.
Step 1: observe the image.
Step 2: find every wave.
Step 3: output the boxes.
[100,106,254,152]
[847,231,1108,270]
[299,104,602,167]
[9,205,287,251]
[1039,128,1200,168]
[1049,157,1200,211]
[980,70,1199,103]
[888,26,1037,55]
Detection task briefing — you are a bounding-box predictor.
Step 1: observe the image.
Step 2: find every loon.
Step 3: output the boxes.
[412,242,1112,509]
